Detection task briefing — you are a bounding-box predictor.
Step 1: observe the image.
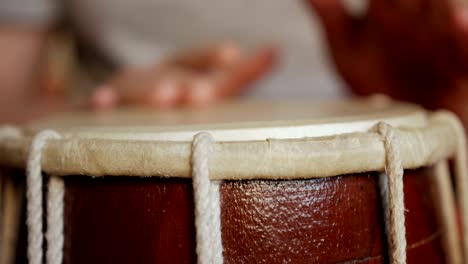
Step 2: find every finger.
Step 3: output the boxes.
[183,77,217,106]
[304,0,355,47]
[170,42,244,71]
[90,84,120,111]
[106,67,184,108]
[141,78,182,107]
[214,47,277,99]
[105,67,154,102]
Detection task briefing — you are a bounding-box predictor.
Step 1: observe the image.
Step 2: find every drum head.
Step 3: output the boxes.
[27,98,427,141]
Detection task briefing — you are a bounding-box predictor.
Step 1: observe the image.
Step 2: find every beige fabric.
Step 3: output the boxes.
[0,100,459,179]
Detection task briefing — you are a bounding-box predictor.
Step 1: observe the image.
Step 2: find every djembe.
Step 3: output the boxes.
[0,98,467,264]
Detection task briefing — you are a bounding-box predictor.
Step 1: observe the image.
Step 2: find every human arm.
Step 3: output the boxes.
[305,0,468,124]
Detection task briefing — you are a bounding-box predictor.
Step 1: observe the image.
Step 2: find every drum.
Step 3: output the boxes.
[0,98,467,264]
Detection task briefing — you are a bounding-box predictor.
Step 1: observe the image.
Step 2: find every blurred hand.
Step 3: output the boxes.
[90,43,276,110]
[306,0,468,120]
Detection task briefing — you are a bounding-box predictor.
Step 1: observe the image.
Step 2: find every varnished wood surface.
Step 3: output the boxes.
[61,167,444,263]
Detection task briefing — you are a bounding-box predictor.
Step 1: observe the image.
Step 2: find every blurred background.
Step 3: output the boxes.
[2,0,468,126]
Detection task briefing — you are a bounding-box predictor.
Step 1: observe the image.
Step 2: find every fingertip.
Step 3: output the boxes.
[185,79,217,106]
[90,85,119,111]
[146,80,181,107]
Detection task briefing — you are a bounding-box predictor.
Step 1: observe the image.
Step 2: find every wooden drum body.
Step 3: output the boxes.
[64,169,442,263]
[0,99,466,263]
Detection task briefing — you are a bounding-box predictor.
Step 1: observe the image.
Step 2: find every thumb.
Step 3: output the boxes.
[304,0,353,48]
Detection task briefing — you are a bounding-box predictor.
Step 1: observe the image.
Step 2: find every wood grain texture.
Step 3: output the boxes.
[62,168,444,263]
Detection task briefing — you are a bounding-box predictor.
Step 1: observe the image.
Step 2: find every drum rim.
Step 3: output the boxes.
[0,104,459,180]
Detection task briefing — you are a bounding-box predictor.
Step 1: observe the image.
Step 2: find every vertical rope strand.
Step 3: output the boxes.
[26,130,61,264]
[435,111,468,262]
[192,132,223,264]
[376,122,407,264]
[46,176,65,264]
[434,160,463,264]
